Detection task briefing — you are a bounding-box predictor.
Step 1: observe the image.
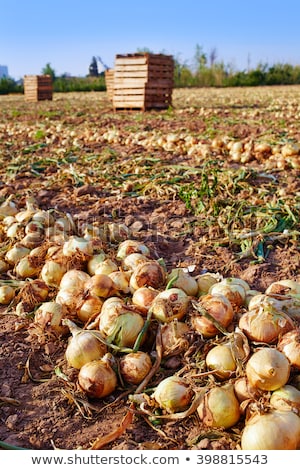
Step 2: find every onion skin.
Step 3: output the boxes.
[191,294,234,338]
[65,320,107,369]
[78,359,117,398]
[197,384,241,429]
[239,306,295,344]
[241,410,300,450]
[277,329,300,369]
[131,287,160,314]
[150,288,190,322]
[246,348,290,391]
[129,260,166,292]
[270,384,300,412]
[205,344,236,380]
[153,376,194,413]
[119,352,152,384]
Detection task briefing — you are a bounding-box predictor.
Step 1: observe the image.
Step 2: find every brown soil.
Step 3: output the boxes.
[0,88,300,451]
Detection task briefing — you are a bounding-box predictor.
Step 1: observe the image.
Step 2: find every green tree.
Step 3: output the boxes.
[41,63,56,81]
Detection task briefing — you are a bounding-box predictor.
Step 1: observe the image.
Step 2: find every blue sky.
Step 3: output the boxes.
[1,0,300,79]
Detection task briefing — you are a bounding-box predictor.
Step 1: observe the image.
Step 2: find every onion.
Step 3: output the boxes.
[116,239,150,260]
[0,285,15,304]
[6,222,22,239]
[246,348,290,391]
[277,329,300,369]
[239,299,295,344]
[59,269,90,293]
[130,260,166,292]
[152,375,194,413]
[0,259,9,273]
[270,384,300,412]
[107,222,130,243]
[191,294,234,338]
[32,209,54,227]
[131,286,160,314]
[197,383,241,428]
[205,343,236,380]
[265,279,300,296]
[5,244,30,265]
[76,294,103,323]
[64,319,107,369]
[209,277,248,307]
[248,293,300,321]
[161,320,190,357]
[119,351,152,384]
[122,253,148,271]
[87,252,107,275]
[233,377,263,403]
[101,311,144,348]
[15,255,40,278]
[40,260,67,288]
[94,259,118,275]
[166,268,198,296]
[108,270,131,294]
[85,273,117,298]
[196,272,220,296]
[62,236,93,257]
[78,356,117,398]
[149,288,190,322]
[34,301,68,336]
[241,410,300,449]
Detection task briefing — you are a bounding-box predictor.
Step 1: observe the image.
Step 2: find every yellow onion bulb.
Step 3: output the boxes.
[0,285,15,305]
[62,236,93,257]
[191,294,234,338]
[34,301,68,336]
[277,329,300,369]
[197,383,240,429]
[161,320,190,357]
[241,410,300,450]
[166,268,198,296]
[40,260,67,288]
[85,273,117,298]
[116,239,150,260]
[246,348,290,391]
[101,311,144,348]
[64,319,107,369]
[76,294,103,323]
[15,255,40,278]
[209,277,248,307]
[78,357,117,398]
[233,377,263,404]
[119,351,152,384]
[59,269,90,293]
[149,288,190,322]
[131,286,160,314]
[122,253,148,271]
[238,304,295,344]
[129,260,166,292]
[205,343,237,380]
[196,272,221,296]
[87,252,107,275]
[0,259,9,274]
[5,243,30,265]
[153,375,194,413]
[108,270,131,294]
[270,384,300,412]
[265,279,300,296]
[94,259,118,276]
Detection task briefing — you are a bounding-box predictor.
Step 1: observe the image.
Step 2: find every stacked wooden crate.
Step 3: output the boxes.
[105,69,114,101]
[112,53,174,111]
[24,75,53,102]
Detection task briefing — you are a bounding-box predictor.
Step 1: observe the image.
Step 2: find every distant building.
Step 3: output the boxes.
[0,65,9,78]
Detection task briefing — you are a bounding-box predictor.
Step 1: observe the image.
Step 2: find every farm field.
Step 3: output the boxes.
[0,86,300,451]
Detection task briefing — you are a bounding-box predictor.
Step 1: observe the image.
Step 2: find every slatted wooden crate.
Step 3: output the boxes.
[24,75,53,102]
[105,69,114,101]
[112,53,174,111]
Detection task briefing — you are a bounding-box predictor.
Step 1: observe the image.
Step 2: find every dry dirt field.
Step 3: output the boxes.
[0,86,300,451]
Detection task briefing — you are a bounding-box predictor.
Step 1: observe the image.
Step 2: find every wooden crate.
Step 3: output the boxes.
[105,69,114,101]
[112,53,174,111]
[24,75,53,102]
